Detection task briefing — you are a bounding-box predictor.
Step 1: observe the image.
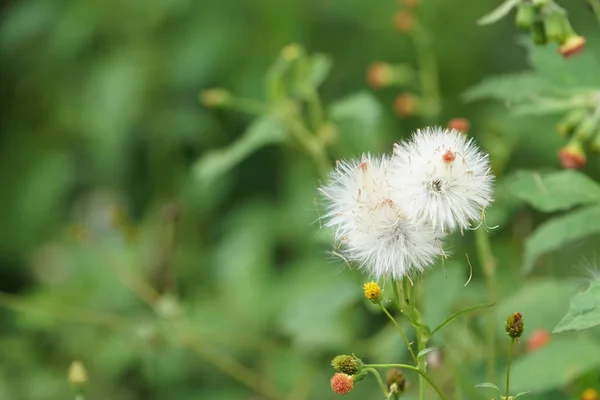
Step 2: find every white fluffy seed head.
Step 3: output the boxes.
[390,127,494,232]
[318,154,446,280]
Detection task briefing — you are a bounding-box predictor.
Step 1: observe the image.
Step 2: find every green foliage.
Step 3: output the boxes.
[477,0,521,25]
[554,279,600,333]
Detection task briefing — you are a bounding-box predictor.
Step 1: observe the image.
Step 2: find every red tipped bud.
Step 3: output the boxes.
[559,35,586,58]
[330,373,354,395]
[394,93,419,117]
[393,11,415,33]
[367,62,393,89]
[559,139,587,169]
[447,118,470,133]
[505,312,524,340]
[527,329,551,352]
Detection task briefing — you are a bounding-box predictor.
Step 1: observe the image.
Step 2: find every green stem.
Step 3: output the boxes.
[306,89,325,132]
[283,113,331,179]
[364,367,388,398]
[475,227,497,383]
[410,22,441,121]
[364,364,448,400]
[227,97,270,115]
[379,303,418,364]
[505,339,515,398]
[587,0,600,23]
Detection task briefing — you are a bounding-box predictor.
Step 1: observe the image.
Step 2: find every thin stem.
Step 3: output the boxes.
[364,364,448,400]
[283,113,331,179]
[365,367,388,398]
[587,0,600,23]
[379,303,418,363]
[505,339,515,398]
[228,97,270,115]
[410,22,441,121]
[306,89,325,132]
[475,227,497,383]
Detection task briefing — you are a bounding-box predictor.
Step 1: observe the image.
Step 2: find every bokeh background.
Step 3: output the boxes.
[1,0,600,399]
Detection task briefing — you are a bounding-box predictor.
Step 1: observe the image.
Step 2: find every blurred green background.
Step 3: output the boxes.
[1,0,600,399]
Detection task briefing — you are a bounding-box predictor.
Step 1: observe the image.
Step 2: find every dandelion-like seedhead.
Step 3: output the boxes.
[390,127,494,232]
[319,154,446,280]
[318,127,494,280]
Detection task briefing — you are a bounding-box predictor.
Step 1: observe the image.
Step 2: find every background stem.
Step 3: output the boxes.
[505,339,515,398]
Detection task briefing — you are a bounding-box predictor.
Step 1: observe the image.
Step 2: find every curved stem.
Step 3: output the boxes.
[365,367,388,398]
[505,339,515,398]
[587,0,600,23]
[364,364,448,400]
[379,304,418,363]
[475,228,497,383]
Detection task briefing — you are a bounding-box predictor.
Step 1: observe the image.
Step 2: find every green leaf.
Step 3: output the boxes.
[553,279,600,333]
[523,204,600,273]
[329,91,383,153]
[475,382,502,396]
[477,0,521,25]
[193,114,286,183]
[463,72,555,103]
[510,337,600,393]
[514,391,532,398]
[431,303,494,336]
[510,170,600,212]
[417,347,437,359]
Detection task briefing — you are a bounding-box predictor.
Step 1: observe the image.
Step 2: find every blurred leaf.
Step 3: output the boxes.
[463,73,553,103]
[417,347,437,358]
[514,391,532,399]
[193,114,286,183]
[510,170,600,212]
[523,205,600,274]
[554,279,600,333]
[510,336,600,393]
[299,54,332,92]
[477,0,520,25]
[329,91,383,153]
[0,0,57,51]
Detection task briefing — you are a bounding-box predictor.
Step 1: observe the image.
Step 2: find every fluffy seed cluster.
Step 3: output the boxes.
[319,127,494,280]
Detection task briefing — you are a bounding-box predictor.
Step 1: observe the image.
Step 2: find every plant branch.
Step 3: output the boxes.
[379,303,418,363]
[364,364,448,400]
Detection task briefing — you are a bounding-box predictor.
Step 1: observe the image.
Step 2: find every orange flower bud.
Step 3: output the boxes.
[448,118,470,133]
[393,11,415,33]
[367,62,394,89]
[560,35,586,58]
[527,329,551,352]
[394,93,418,117]
[330,373,354,395]
[559,139,587,169]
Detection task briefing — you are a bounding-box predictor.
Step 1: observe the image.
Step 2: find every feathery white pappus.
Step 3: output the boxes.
[390,127,494,232]
[318,154,446,279]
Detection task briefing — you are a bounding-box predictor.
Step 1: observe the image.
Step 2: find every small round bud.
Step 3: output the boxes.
[281,43,303,61]
[363,281,382,304]
[68,361,88,387]
[393,11,415,33]
[199,88,230,108]
[515,2,536,30]
[582,388,598,400]
[367,62,394,89]
[447,118,470,133]
[505,312,524,340]
[527,328,551,352]
[559,139,587,169]
[386,368,406,393]
[331,354,362,375]
[559,35,586,58]
[394,93,419,117]
[330,373,354,395]
[531,21,548,45]
[401,0,420,8]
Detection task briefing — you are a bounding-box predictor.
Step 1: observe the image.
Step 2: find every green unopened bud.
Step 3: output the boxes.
[68,361,88,388]
[331,354,363,375]
[532,0,548,8]
[574,114,599,142]
[557,109,589,137]
[543,10,568,43]
[515,1,536,30]
[199,88,230,108]
[505,312,524,340]
[591,129,600,153]
[386,368,406,394]
[531,21,547,45]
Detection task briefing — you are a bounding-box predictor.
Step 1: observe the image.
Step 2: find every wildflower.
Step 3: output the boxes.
[386,369,406,393]
[505,312,524,340]
[447,118,470,133]
[331,354,363,375]
[394,93,419,117]
[559,139,587,169]
[390,127,494,232]
[319,154,446,279]
[527,329,551,352]
[560,35,586,58]
[330,373,354,395]
[363,281,382,304]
